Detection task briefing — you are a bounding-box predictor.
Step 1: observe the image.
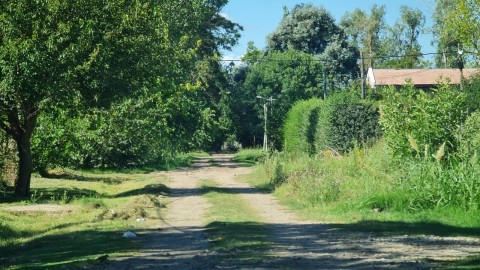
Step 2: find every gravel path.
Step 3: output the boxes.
[100,154,480,269]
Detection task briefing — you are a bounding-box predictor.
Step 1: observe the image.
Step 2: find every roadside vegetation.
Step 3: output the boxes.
[237,78,480,238]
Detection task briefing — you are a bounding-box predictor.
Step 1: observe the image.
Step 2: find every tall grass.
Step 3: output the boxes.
[401,157,480,211]
[251,140,480,224]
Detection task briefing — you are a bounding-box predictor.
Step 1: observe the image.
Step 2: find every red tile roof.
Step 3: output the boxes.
[368,68,479,86]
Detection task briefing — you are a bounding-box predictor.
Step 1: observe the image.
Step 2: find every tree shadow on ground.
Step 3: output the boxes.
[112,183,168,198]
[0,186,103,203]
[331,220,480,238]
[0,228,139,270]
[62,220,480,270]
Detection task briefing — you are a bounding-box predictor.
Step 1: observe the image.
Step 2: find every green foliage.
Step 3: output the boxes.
[233,50,324,148]
[457,111,480,158]
[233,148,266,164]
[267,4,340,54]
[377,6,427,68]
[284,99,324,154]
[464,75,480,113]
[0,130,16,185]
[331,103,381,153]
[380,84,468,158]
[439,0,480,64]
[33,89,218,170]
[266,4,359,88]
[252,139,480,225]
[315,92,381,154]
[432,0,462,68]
[1,0,242,189]
[340,5,386,68]
[401,158,480,211]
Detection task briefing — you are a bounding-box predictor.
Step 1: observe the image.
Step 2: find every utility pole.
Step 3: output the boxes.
[458,43,464,90]
[256,95,276,151]
[360,51,366,99]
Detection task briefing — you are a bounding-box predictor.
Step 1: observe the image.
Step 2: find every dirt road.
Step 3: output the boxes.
[102,154,480,269]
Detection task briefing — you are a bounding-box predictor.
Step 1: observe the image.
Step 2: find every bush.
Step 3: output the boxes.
[283,99,323,154]
[457,111,480,158]
[380,84,468,159]
[330,102,382,153]
[315,92,381,154]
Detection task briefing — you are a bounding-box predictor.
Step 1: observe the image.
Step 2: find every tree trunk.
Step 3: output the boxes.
[14,133,33,197]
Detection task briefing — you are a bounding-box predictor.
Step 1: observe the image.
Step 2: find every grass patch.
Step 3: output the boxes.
[233,148,266,165]
[0,170,169,269]
[246,141,480,236]
[244,140,480,268]
[200,180,270,261]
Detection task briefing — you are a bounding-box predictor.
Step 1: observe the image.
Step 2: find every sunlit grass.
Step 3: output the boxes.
[0,170,168,270]
[233,148,266,165]
[246,141,480,235]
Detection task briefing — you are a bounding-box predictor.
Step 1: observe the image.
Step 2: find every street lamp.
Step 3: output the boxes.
[256,95,276,151]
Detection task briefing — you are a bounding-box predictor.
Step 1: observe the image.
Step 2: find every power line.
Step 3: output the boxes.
[218,50,476,63]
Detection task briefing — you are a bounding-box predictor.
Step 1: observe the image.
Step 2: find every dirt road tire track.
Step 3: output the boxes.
[98,154,480,269]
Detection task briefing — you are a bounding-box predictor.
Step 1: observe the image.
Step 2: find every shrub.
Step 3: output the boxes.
[315,92,382,154]
[330,102,382,153]
[283,98,323,154]
[457,111,480,158]
[380,84,468,159]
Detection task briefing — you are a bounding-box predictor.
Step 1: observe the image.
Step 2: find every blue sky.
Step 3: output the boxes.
[221,0,436,61]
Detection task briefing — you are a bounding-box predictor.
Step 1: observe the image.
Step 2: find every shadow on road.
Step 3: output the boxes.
[98,217,480,270]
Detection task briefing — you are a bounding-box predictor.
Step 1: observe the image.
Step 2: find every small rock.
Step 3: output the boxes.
[123,231,137,238]
[136,218,146,222]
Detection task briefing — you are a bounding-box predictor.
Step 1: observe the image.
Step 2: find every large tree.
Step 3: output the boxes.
[0,0,241,196]
[266,4,358,89]
[435,0,480,66]
[378,5,427,68]
[340,5,386,68]
[267,4,340,55]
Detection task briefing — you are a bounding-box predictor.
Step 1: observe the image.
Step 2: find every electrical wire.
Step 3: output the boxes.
[217,50,476,63]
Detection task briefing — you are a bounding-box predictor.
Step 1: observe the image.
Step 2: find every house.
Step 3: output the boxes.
[366,68,480,90]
